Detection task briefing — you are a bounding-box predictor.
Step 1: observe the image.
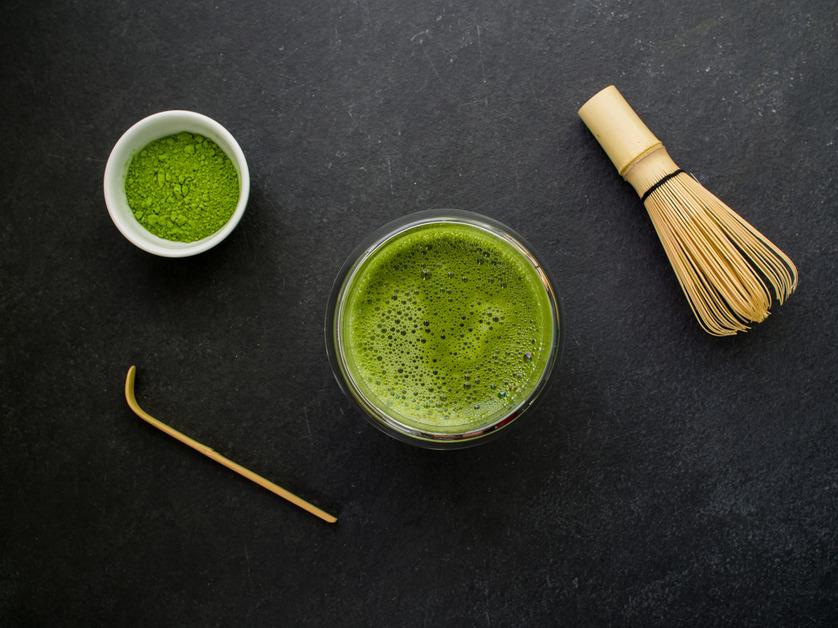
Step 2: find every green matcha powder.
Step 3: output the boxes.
[125,132,239,242]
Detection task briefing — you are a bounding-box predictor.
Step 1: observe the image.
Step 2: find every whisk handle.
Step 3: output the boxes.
[578,85,662,176]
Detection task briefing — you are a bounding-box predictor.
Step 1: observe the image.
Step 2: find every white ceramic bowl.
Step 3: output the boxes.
[104,110,250,257]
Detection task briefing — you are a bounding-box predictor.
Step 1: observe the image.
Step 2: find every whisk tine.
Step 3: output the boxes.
[579,86,797,336]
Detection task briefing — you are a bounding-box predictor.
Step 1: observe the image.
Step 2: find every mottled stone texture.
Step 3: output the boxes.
[1,1,836,625]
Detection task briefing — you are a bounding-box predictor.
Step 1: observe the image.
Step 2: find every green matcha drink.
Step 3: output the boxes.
[333,214,558,444]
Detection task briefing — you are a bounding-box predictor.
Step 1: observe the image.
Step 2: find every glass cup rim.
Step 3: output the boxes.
[325,209,563,449]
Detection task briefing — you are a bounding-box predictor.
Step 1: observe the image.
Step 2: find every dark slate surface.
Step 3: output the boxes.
[1,1,836,625]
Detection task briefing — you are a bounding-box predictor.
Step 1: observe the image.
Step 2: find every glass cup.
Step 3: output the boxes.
[325,209,562,449]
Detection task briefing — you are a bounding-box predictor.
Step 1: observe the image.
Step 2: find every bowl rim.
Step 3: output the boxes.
[103,109,250,257]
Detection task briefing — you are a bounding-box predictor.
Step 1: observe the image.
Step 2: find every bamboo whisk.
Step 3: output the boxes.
[579,85,797,336]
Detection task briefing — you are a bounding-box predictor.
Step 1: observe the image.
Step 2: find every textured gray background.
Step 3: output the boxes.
[1,0,837,625]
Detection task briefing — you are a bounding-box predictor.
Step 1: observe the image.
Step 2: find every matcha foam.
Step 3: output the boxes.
[340,222,555,433]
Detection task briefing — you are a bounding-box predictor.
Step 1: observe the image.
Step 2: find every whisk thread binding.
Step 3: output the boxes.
[640,169,687,203]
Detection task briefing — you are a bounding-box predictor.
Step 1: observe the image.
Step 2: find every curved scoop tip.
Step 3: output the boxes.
[125,365,137,398]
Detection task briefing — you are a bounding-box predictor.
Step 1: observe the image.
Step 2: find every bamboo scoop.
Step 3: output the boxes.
[124,365,337,524]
